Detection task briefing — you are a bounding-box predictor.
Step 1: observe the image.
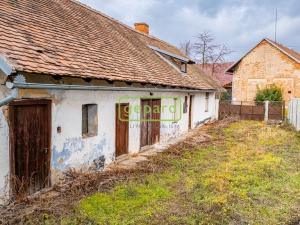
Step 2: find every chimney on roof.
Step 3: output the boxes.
[134,23,149,35]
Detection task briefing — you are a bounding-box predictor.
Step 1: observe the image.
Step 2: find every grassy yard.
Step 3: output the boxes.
[60,121,300,224]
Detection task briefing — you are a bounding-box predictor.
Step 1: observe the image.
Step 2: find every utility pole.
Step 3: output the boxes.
[275,8,278,43]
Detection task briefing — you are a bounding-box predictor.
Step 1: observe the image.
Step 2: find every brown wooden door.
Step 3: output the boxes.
[9,99,51,195]
[188,96,193,129]
[140,99,161,148]
[115,103,129,157]
[151,99,161,144]
[141,99,151,148]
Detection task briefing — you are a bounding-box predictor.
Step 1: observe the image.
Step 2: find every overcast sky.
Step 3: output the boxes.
[79,0,300,61]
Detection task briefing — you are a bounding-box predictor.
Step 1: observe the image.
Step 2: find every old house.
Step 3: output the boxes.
[227,38,300,103]
[0,0,221,200]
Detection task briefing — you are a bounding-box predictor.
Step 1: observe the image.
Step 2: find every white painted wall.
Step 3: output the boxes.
[0,86,11,202]
[0,88,218,199]
[191,92,217,128]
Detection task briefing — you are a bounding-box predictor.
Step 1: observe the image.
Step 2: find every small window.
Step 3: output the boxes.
[82,104,98,137]
[205,93,209,112]
[183,96,188,113]
[180,62,187,73]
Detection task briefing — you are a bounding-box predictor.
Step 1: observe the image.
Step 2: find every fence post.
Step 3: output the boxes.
[282,101,285,121]
[297,99,300,131]
[264,101,269,122]
[215,98,219,120]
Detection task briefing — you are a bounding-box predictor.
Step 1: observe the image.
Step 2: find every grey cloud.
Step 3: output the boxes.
[79,0,300,61]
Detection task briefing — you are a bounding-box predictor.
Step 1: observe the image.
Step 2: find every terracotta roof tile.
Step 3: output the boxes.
[266,39,300,63]
[199,63,234,87]
[227,38,300,73]
[0,0,220,90]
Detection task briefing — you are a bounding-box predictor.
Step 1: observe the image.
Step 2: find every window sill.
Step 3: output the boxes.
[82,133,98,139]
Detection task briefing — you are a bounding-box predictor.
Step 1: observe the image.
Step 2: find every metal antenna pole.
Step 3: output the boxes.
[275,8,278,42]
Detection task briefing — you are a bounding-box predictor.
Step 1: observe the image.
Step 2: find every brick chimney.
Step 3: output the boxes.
[134,23,149,35]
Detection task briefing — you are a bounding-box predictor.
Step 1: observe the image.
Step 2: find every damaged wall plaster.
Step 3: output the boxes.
[0,88,218,198]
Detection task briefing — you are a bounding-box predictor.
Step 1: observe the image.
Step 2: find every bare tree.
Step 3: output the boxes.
[193,31,232,77]
[179,40,193,57]
[209,45,232,77]
[193,31,218,67]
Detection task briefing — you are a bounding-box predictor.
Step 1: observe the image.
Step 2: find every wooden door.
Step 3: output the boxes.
[151,99,161,144]
[9,99,51,195]
[140,99,161,148]
[115,103,129,157]
[188,96,193,129]
[140,99,151,148]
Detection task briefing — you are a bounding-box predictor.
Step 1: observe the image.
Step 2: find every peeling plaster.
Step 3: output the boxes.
[52,135,107,171]
[0,89,218,198]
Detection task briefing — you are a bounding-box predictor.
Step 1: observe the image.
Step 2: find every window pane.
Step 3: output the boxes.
[82,104,98,137]
[82,105,88,134]
[205,93,209,112]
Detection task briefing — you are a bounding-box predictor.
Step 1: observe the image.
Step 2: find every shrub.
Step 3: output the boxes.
[220,91,231,101]
[255,84,283,102]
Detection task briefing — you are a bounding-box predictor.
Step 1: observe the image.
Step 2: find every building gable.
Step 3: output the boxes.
[232,39,300,102]
[227,39,300,74]
[235,40,299,80]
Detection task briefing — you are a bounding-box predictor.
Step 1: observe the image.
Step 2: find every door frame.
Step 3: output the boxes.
[115,103,129,157]
[140,99,150,148]
[8,99,52,194]
[188,95,193,130]
[140,98,161,149]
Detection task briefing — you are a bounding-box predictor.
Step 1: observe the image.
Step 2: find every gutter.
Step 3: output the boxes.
[0,55,13,76]
[0,55,16,107]
[0,89,18,107]
[8,82,216,93]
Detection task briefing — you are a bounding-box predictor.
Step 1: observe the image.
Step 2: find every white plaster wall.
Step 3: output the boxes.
[159,93,189,143]
[50,90,193,172]
[191,92,217,128]
[0,87,11,201]
[0,89,218,196]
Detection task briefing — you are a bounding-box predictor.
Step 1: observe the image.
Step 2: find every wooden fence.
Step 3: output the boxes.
[219,101,285,121]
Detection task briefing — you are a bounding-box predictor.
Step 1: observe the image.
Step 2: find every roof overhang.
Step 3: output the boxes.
[226,38,300,73]
[265,38,300,64]
[8,81,216,93]
[148,45,195,64]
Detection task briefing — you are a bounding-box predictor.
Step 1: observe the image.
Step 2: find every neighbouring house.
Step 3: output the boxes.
[200,63,234,98]
[227,38,300,103]
[0,0,221,201]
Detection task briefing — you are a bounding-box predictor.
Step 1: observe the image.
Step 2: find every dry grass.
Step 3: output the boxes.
[2,118,299,225]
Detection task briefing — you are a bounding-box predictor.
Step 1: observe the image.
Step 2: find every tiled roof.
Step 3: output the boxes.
[266,39,300,64]
[0,0,221,90]
[199,63,234,87]
[227,38,300,73]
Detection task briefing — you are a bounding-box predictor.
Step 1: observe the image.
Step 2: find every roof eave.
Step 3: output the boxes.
[226,38,300,73]
[265,38,300,64]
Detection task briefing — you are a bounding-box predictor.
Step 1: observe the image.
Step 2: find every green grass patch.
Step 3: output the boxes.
[64,121,300,225]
